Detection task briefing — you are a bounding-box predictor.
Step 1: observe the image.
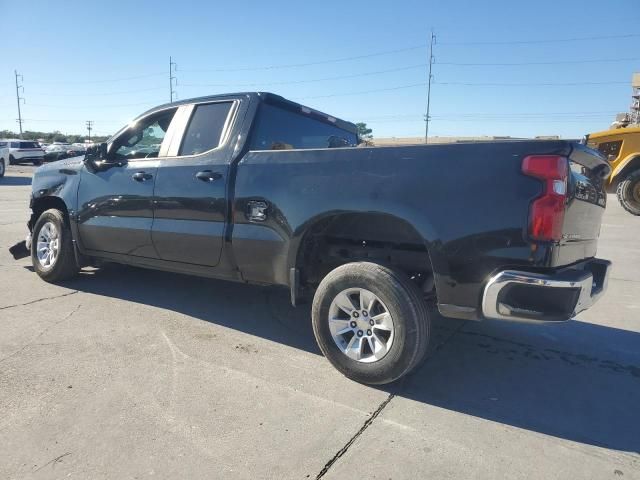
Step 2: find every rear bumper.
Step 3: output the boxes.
[481,258,610,322]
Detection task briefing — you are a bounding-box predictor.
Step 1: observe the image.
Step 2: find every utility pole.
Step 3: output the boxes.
[169,56,177,102]
[424,30,436,144]
[14,70,25,138]
[86,120,94,142]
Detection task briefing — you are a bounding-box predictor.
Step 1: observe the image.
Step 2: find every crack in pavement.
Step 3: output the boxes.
[315,394,395,479]
[0,290,78,311]
[315,318,469,479]
[0,303,81,364]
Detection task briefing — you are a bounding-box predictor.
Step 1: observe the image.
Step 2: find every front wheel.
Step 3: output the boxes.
[616,170,640,216]
[0,159,5,178]
[33,158,42,166]
[8,155,15,165]
[31,209,79,282]
[312,262,431,385]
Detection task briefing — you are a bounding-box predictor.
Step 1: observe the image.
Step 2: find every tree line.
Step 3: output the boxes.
[0,130,110,144]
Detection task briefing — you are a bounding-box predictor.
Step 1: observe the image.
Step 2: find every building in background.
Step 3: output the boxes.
[611,72,640,129]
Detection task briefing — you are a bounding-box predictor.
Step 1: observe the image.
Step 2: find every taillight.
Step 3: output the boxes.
[522,155,568,242]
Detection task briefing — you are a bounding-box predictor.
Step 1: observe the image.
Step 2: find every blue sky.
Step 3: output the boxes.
[1,0,638,139]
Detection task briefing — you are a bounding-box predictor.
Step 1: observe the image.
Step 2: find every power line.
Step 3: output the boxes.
[24,87,165,98]
[296,82,427,100]
[435,80,628,87]
[181,64,426,88]
[439,32,640,45]
[26,72,165,85]
[437,56,640,66]
[181,45,426,73]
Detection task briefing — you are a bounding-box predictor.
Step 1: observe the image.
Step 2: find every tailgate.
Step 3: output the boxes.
[553,144,610,265]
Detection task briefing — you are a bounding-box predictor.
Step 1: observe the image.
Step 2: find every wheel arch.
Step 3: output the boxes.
[610,154,640,187]
[29,196,71,231]
[289,211,442,300]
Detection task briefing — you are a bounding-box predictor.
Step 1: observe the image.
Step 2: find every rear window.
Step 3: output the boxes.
[250,103,357,150]
[596,140,622,161]
[19,141,40,149]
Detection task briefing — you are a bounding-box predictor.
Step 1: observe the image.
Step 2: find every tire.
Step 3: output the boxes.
[616,170,640,216]
[8,154,15,165]
[33,158,42,166]
[0,159,5,178]
[31,209,78,282]
[312,262,431,385]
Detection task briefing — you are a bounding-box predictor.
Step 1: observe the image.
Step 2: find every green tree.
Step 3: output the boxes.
[356,122,373,144]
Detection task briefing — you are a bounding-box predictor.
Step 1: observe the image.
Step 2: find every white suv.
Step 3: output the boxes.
[0,141,8,177]
[0,139,44,166]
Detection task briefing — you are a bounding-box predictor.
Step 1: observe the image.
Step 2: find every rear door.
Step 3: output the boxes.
[77,107,178,257]
[151,99,239,266]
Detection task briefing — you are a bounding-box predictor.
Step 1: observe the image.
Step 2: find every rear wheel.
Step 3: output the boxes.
[0,159,5,178]
[33,158,42,166]
[616,170,640,216]
[8,154,15,165]
[31,209,78,282]
[312,262,431,385]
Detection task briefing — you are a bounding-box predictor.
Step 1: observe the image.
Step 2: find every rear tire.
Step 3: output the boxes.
[33,158,42,166]
[616,170,640,216]
[312,262,431,385]
[31,209,79,282]
[0,159,5,178]
[8,155,15,165]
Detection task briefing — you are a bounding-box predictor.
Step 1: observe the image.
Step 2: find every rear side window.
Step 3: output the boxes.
[0,142,6,147]
[250,103,357,150]
[179,102,233,156]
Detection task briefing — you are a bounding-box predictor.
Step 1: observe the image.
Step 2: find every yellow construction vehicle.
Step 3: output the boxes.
[586,125,640,215]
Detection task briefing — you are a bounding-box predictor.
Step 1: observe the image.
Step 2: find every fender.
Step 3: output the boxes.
[608,153,640,186]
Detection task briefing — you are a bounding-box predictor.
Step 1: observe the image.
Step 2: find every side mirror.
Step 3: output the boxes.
[84,142,125,172]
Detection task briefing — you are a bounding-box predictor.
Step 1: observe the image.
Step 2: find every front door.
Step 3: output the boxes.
[151,100,237,266]
[77,107,178,257]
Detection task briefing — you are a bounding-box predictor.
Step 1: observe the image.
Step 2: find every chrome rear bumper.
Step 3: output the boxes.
[482,258,610,322]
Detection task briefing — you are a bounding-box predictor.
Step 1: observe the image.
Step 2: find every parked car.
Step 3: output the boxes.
[67,143,87,157]
[43,144,70,163]
[0,139,44,165]
[586,125,640,215]
[0,141,8,177]
[21,92,612,384]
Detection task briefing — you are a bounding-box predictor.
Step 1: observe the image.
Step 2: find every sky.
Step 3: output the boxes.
[0,0,638,139]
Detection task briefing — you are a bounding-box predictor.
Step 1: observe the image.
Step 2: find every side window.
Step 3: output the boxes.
[0,142,6,147]
[10,142,19,148]
[112,108,177,160]
[179,102,233,156]
[249,103,358,150]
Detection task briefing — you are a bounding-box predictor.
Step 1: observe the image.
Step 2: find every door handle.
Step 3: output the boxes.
[195,170,222,182]
[132,171,153,182]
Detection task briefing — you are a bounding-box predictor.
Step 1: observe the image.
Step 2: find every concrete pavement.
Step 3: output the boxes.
[0,164,638,479]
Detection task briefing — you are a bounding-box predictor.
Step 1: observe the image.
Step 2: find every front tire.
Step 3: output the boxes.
[8,154,15,165]
[616,170,640,216]
[312,262,431,385]
[0,159,5,178]
[31,209,78,282]
[33,158,42,166]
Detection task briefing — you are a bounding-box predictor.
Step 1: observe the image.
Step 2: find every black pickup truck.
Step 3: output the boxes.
[23,92,611,384]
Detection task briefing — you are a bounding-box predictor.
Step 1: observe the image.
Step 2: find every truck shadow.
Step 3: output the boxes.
[65,264,640,454]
